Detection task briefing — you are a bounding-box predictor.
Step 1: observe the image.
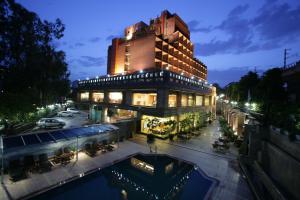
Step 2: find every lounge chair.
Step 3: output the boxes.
[38,154,52,173]
[8,159,27,182]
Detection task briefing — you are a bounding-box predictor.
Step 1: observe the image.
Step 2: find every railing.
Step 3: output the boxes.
[78,70,212,92]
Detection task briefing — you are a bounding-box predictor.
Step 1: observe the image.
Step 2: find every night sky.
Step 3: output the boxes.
[17,0,300,86]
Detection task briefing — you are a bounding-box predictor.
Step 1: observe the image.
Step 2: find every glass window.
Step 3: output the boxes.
[108,92,123,104]
[92,92,104,102]
[188,95,194,106]
[195,95,203,106]
[181,94,188,107]
[168,94,177,107]
[204,96,210,106]
[132,93,157,107]
[80,92,89,101]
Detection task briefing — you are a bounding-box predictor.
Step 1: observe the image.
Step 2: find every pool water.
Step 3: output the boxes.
[30,154,218,200]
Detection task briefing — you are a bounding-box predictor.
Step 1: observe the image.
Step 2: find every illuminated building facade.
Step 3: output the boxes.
[107,10,207,81]
[78,10,216,138]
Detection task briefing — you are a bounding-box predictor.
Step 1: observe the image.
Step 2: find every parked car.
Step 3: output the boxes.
[66,108,80,114]
[37,118,65,129]
[57,111,73,117]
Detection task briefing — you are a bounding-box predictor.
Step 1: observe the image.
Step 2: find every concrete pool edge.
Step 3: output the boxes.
[19,152,220,200]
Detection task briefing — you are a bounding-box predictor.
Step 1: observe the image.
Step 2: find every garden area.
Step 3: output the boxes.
[142,111,212,141]
[212,117,244,154]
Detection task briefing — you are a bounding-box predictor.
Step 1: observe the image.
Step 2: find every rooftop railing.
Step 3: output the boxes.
[78,70,212,92]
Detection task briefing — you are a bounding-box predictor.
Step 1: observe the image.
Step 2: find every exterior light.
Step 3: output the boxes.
[245,102,250,107]
[86,77,89,80]
[96,76,99,79]
[191,76,194,79]
[107,74,110,77]
[166,66,169,70]
[139,70,143,73]
[181,72,184,75]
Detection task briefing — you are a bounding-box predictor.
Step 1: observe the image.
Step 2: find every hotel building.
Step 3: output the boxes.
[77,10,216,138]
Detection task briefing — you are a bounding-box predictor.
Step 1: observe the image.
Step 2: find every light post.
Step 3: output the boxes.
[117,130,119,148]
[1,135,4,184]
[76,136,79,161]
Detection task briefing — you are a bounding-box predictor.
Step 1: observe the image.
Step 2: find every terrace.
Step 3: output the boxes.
[78,70,213,93]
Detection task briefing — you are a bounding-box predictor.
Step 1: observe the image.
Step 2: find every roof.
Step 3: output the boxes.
[2,124,119,150]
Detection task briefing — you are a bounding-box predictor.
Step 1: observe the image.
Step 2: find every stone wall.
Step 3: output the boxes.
[246,123,300,200]
[258,129,300,199]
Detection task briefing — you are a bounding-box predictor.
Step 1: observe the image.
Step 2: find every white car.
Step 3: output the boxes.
[57,111,73,117]
[66,108,80,114]
[37,118,65,129]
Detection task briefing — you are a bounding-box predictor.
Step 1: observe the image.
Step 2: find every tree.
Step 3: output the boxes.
[238,71,259,102]
[225,82,240,101]
[0,0,70,121]
[257,68,287,125]
[212,83,224,95]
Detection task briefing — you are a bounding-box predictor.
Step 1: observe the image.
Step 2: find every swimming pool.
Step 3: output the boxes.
[29,154,218,200]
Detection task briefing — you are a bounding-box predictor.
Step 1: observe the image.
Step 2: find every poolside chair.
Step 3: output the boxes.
[23,155,36,172]
[84,143,97,157]
[8,159,27,182]
[38,154,52,173]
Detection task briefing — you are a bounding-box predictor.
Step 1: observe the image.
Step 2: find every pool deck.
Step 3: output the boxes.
[0,120,253,200]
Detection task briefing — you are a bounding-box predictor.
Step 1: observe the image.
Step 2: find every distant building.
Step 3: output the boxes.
[282,60,300,103]
[77,10,216,138]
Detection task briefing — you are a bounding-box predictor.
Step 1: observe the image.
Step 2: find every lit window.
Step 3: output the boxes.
[195,95,203,106]
[168,94,177,107]
[181,94,188,107]
[132,93,157,107]
[204,96,210,106]
[109,92,123,104]
[92,92,104,102]
[188,95,194,106]
[80,92,89,101]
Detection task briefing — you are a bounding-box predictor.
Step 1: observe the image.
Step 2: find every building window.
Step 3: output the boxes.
[181,94,188,107]
[80,92,89,101]
[109,92,123,104]
[195,95,203,106]
[132,93,157,107]
[204,96,210,106]
[168,94,177,107]
[188,95,194,106]
[92,92,104,102]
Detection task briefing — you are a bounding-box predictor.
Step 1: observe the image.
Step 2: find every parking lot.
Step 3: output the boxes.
[29,110,89,133]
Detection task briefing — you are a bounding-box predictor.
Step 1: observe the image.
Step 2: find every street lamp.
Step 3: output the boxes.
[0,135,4,184]
[76,136,79,161]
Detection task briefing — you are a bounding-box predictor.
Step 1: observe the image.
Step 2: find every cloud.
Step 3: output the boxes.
[106,35,117,41]
[89,37,101,42]
[68,42,85,49]
[77,56,105,67]
[74,42,85,47]
[70,56,106,67]
[209,67,264,86]
[187,20,212,33]
[52,41,67,48]
[195,1,300,56]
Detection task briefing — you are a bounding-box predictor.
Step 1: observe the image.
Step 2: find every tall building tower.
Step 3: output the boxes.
[107,10,207,81]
